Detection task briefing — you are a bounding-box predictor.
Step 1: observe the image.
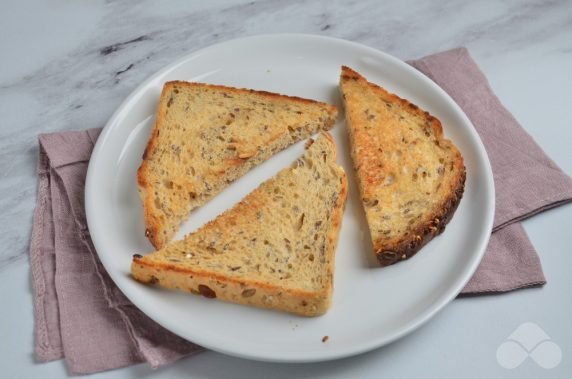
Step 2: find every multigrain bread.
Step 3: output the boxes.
[132,133,347,316]
[138,81,338,248]
[339,66,465,267]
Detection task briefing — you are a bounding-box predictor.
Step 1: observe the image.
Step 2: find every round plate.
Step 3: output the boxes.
[85,34,494,363]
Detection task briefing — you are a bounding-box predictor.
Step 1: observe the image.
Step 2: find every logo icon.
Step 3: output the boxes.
[496,322,562,369]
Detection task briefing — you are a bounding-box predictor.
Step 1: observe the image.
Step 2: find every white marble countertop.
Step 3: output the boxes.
[1,0,571,378]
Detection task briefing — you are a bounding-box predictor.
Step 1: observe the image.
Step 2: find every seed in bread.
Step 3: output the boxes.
[132,133,347,316]
[339,66,465,267]
[138,81,338,249]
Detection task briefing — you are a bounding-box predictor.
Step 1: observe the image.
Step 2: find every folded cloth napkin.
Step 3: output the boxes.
[409,48,572,292]
[31,128,204,375]
[29,47,572,375]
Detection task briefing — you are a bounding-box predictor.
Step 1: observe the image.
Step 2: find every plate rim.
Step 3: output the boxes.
[85,33,495,363]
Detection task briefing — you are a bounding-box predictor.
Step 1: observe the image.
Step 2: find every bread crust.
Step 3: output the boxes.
[374,168,465,266]
[340,66,466,267]
[137,83,172,248]
[321,132,348,309]
[137,81,338,249]
[131,256,329,316]
[167,80,338,112]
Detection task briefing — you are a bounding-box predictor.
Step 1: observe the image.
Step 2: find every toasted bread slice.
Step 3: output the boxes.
[339,66,465,267]
[138,81,338,248]
[132,133,347,316]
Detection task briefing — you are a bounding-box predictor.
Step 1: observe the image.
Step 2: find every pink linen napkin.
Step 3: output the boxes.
[408,47,572,292]
[29,48,572,375]
[31,129,203,375]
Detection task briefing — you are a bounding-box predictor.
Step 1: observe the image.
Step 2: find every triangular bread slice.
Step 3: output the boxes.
[138,81,338,248]
[339,66,465,267]
[132,133,347,316]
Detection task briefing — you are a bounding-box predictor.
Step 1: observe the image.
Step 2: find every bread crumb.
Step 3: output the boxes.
[322,335,329,343]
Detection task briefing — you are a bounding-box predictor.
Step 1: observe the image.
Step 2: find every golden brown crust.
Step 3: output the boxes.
[132,256,319,296]
[327,171,348,288]
[137,83,173,248]
[166,80,338,113]
[340,66,466,267]
[131,257,329,316]
[374,168,465,266]
[321,135,348,306]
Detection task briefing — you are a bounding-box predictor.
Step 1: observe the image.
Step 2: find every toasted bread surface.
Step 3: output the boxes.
[339,66,465,266]
[139,81,338,248]
[132,133,347,316]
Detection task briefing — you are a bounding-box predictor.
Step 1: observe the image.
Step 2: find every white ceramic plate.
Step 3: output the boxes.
[85,34,494,363]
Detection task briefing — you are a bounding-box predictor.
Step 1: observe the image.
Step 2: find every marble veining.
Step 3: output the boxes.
[0,1,570,269]
[2,1,572,379]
